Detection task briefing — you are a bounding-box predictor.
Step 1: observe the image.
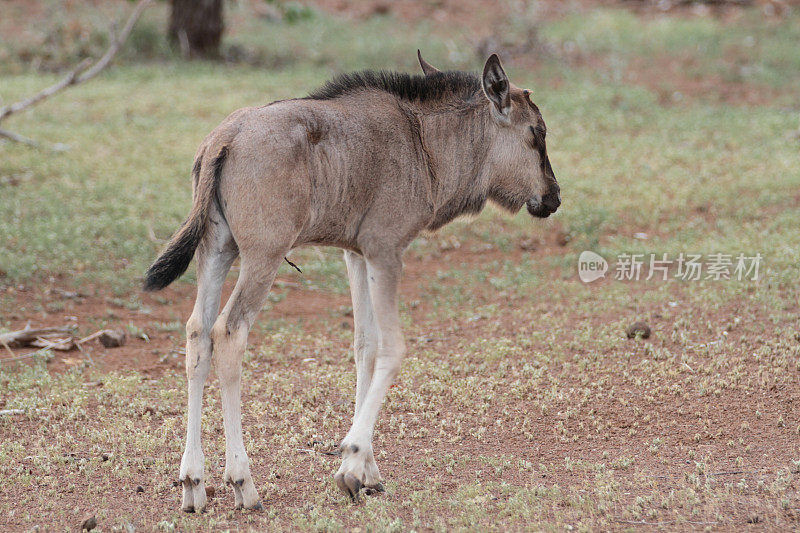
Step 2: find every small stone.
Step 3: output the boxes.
[369,1,391,15]
[81,515,97,531]
[519,239,538,252]
[136,485,144,493]
[626,321,651,339]
[99,329,127,348]
[205,486,216,498]
[556,231,571,247]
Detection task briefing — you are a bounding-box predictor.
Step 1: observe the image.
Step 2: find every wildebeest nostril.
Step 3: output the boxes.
[542,192,561,210]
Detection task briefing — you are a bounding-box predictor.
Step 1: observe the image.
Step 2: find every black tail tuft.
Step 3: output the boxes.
[143,143,228,292]
[143,219,204,291]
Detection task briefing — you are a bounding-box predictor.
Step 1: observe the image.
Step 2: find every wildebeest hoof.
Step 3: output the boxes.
[249,501,264,511]
[335,472,363,502]
[364,482,385,496]
[225,472,260,510]
[236,500,263,511]
[335,441,383,501]
[181,477,207,513]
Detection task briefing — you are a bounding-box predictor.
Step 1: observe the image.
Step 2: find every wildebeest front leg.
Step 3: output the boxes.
[344,251,378,420]
[342,251,383,491]
[336,254,404,500]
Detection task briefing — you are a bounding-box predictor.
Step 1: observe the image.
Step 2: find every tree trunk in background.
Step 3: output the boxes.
[168,0,224,58]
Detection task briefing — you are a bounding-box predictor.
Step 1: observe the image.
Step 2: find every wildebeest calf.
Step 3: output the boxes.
[144,51,560,512]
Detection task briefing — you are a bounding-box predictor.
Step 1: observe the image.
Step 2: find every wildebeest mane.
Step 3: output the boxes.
[306,70,481,103]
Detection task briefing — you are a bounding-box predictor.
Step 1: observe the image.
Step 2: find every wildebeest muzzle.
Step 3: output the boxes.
[526,185,560,218]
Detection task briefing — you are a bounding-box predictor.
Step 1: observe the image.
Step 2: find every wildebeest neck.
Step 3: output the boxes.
[417,103,493,231]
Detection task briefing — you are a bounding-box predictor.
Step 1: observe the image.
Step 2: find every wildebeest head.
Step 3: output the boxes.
[480,54,560,218]
[419,52,561,219]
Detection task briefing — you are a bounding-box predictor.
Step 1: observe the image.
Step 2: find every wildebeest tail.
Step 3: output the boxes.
[143,145,229,292]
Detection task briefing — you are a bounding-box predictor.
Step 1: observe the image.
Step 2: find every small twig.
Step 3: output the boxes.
[76,330,105,345]
[0,347,53,364]
[32,336,74,351]
[613,519,672,526]
[284,257,302,273]
[294,448,340,457]
[0,337,16,358]
[75,0,154,84]
[650,469,756,480]
[74,340,94,365]
[146,224,165,244]
[0,128,40,147]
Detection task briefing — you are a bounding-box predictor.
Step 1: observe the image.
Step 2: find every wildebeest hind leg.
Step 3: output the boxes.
[180,216,237,512]
[211,249,286,510]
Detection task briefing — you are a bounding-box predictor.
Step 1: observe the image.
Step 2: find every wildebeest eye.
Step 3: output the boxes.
[529,126,546,150]
[530,125,546,139]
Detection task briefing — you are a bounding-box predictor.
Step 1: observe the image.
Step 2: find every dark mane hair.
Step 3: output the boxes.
[306,69,481,103]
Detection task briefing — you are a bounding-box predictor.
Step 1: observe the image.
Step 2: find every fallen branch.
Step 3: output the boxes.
[0,58,92,123]
[0,326,125,366]
[30,336,76,351]
[0,0,153,147]
[0,325,74,347]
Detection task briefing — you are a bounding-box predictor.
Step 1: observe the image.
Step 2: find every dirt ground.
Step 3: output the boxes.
[3,237,799,529]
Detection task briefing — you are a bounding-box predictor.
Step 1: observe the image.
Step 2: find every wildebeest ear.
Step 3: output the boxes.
[482,54,510,118]
[417,49,441,76]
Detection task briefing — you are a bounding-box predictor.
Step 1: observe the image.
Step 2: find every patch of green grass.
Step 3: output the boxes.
[541,7,800,93]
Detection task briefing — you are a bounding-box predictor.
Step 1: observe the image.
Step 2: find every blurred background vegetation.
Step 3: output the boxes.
[1,0,798,295]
